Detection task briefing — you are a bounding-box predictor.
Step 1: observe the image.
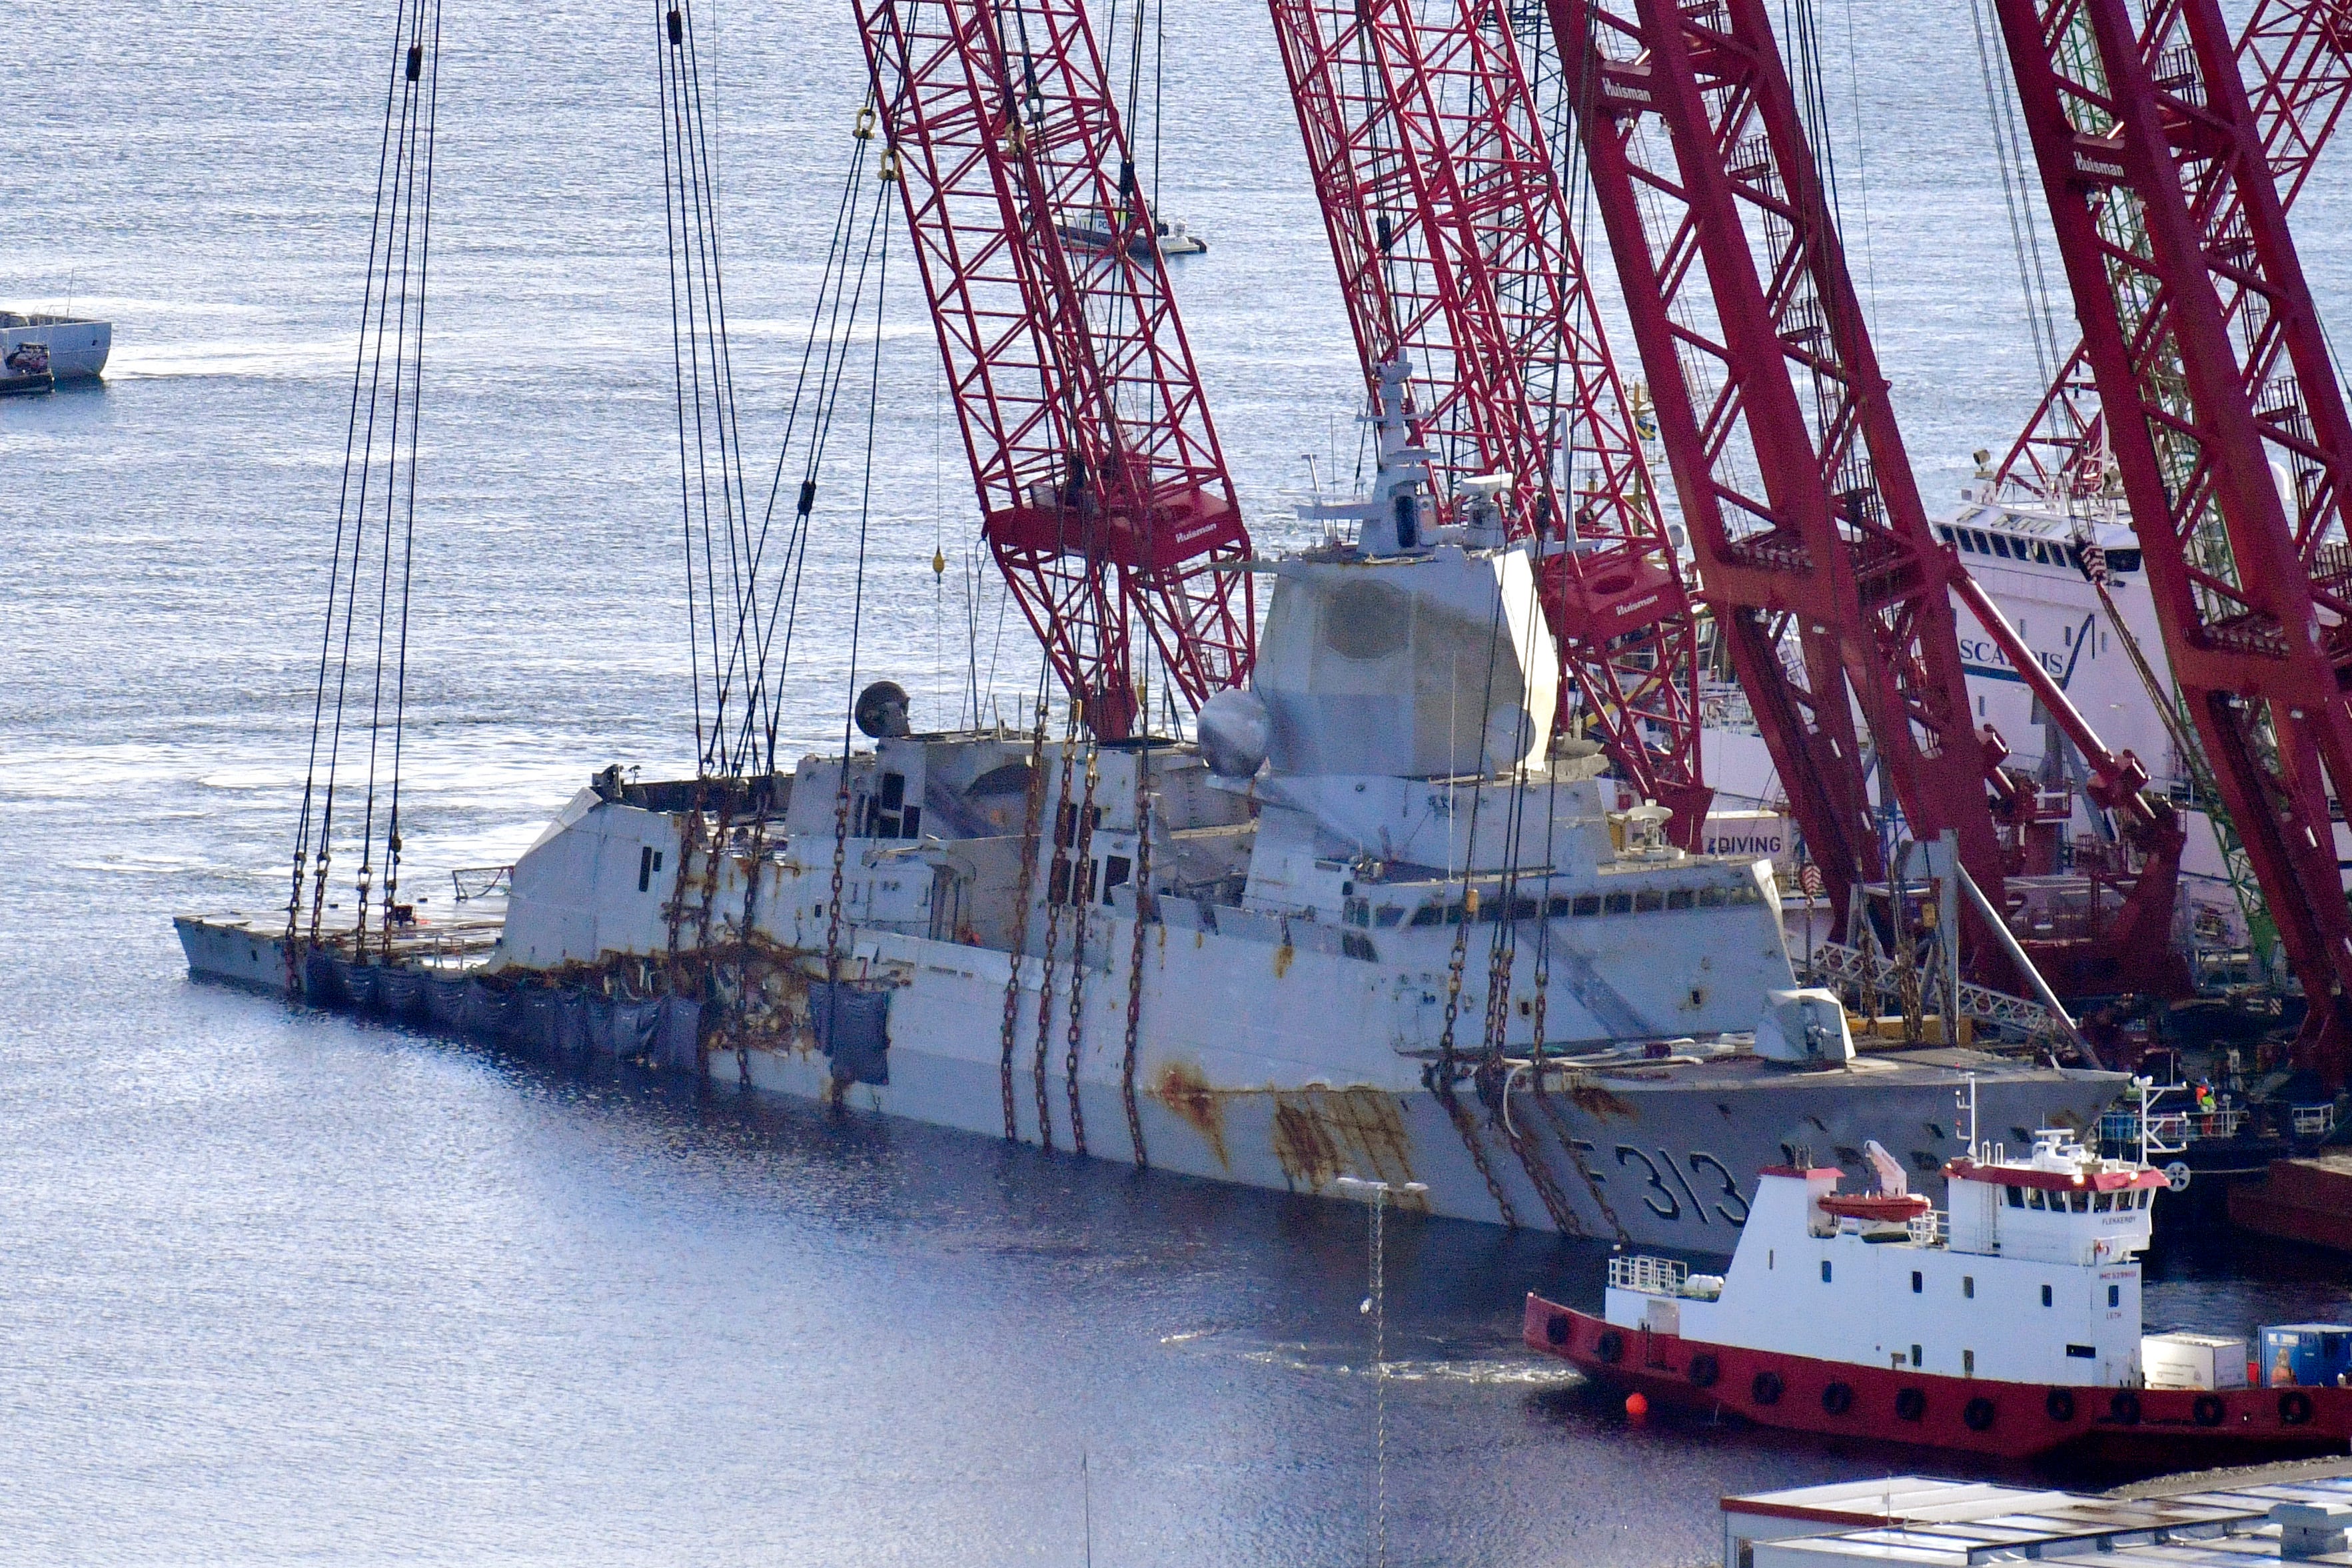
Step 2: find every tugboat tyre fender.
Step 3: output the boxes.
[1595,1330,1624,1365]
[2109,1390,2141,1426]
[2046,1387,2075,1423]
[1750,1370,1784,1405]
[2281,1390,2315,1427]
[1544,1314,1570,1348]
[2193,1394,2225,1427]
[1687,1354,1720,1389]
[1821,1381,1854,1415]
[1894,1386,1927,1422]
[1963,1397,1996,1432]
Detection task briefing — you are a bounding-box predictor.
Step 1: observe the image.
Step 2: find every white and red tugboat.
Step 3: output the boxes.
[1526,1094,2352,1458]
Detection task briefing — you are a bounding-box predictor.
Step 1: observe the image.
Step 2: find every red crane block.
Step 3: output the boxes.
[1991,0,2352,1077]
[856,0,1252,737]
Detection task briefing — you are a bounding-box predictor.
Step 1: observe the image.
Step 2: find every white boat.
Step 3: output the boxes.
[0,311,112,384]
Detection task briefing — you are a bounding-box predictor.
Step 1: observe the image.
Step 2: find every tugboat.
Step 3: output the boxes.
[1525,1084,2352,1457]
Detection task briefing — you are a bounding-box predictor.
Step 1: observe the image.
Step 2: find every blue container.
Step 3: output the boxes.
[2258,1324,2352,1388]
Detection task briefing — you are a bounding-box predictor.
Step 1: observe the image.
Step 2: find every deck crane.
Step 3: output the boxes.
[1263,0,1712,841]
[851,0,1254,739]
[1994,0,2352,498]
[1543,0,2185,998]
[1986,0,2352,1081]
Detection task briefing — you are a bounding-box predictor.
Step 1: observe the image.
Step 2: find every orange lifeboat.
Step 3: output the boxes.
[1817,1191,1932,1224]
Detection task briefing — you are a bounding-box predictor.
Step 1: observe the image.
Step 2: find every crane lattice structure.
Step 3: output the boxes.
[1989,0,2352,1080]
[854,0,1254,739]
[1543,0,2183,997]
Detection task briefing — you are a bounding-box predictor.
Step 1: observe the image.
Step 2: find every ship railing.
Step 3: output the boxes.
[2098,1107,2245,1149]
[2293,1103,2337,1139]
[1907,1210,1947,1247]
[1800,941,2060,1038]
[1608,1254,1688,1296]
[451,865,513,903]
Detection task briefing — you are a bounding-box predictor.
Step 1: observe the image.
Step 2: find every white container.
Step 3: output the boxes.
[2141,1332,2248,1391]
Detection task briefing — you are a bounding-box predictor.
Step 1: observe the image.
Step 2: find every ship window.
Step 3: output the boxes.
[1768,1250,1775,1270]
[1821,1261,1832,1283]
[2042,1284,2054,1307]
[1572,895,1602,917]
[1410,905,1444,927]
[900,806,921,840]
[1698,887,1726,909]
[1732,884,1765,905]
[1103,856,1132,902]
[1666,889,1694,911]
[1604,893,1633,915]
[1912,1271,1923,1294]
[1970,530,1992,553]
[879,771,907,811]
[1911,1344,1923,1367]
[1375,906,1406,928]
[2066,1343,2095,1358]
[1634,890,1664,913]
[2110,549,2141,574]
[2067,1190,2089,1213]
[2030,1188,2048,1211]
[1081,859,1099,905]
[1990,534,2013,558]
[1964,1349,1976,1376]
[1963,1276,1975,1299]
[1049,861,1073,905]
[2108,1284,2121,1308]
[2093,1191,2111,1212]
[1937,526,1955,543]
[654,851,663,873]
[1054,801,1079,849]
[639,845,654,892]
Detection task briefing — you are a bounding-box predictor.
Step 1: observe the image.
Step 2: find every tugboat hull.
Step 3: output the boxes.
[1524,1298,2352,1459]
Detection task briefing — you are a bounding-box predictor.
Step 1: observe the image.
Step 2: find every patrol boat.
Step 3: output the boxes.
[179,480,2124,1249]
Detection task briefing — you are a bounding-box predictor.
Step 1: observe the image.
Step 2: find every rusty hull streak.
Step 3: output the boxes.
[1153,1062,1231,1170]
[1269,1086,1422,1204]
[1566,1076,1638,1120]
[1151,1068,1425,1203]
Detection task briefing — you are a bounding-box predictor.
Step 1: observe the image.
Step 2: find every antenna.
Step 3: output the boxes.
[1081,1449,1093,1568]
[1958,1073,1980,1161]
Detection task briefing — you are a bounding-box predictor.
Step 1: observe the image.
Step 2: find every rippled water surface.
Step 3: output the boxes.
[5,1,2351,1563]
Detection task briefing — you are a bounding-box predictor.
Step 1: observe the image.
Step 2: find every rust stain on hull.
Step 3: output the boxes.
[1269,1086,1421,1205]
[1153,1062,1231,1170]
[1567,1078,1638,1120]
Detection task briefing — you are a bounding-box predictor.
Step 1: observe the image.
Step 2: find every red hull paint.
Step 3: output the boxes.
[1524,1295,2352,1460]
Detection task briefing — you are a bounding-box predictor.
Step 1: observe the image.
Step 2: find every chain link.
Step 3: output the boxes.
[998,702,1051,1141]
[1061,744,1100,1157]
[1032,725,1081,1152]
[1121,744,1153,1168]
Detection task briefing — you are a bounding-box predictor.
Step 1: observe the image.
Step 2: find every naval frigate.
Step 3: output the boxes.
[179,479,2124,1254]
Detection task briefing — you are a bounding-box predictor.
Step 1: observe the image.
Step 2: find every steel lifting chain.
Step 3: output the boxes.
[1487,1060,1583,1236]
[1437,1077,1522,1230]
[997,703,1052,1140]
[732,787,775,1085]
[1061,744,1101,1157]
[1032,720,1082,1152]
[822,761,856,1097]
[1120,743,1153,1169]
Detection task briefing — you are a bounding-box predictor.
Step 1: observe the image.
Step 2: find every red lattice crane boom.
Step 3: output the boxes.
[854,0,1253,739]
[1546,0,2183,996]
[1997,0,2352,498]
[1265,0,1709,835]
[1988,0,2352,1077]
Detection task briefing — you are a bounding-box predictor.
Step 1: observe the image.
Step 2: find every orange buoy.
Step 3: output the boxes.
[1624,1391,1649,1420]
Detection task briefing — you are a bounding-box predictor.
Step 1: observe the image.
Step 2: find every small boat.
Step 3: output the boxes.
[1055,212,1207,258]
[0,310,111,383]
[1526,1100,2352,1458]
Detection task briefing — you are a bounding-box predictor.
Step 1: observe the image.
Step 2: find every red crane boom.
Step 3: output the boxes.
[1547,0,2183,995]
[1996,0,2352,499]
[1988,0,2352,1077]
[854,0,1253,738]
[1265,0,1710,837]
